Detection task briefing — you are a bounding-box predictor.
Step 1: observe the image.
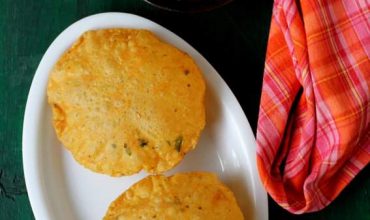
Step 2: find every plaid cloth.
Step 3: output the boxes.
[256,0,369,214]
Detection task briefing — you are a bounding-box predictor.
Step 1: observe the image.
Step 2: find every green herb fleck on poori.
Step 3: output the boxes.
[124,143,132,156]
[139,138,148,147]
[175,136,183,152]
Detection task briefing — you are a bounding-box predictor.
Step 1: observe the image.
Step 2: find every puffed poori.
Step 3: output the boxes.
[47,29,206,176]
[103,172,244,220]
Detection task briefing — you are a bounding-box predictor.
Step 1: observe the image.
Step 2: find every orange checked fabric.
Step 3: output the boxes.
[256,0,369,214]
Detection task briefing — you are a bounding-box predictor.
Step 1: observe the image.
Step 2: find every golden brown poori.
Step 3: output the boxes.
[47,29,206,176]
[103,172,244,220]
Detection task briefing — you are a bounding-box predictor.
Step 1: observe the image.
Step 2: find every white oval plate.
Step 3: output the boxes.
[23,13,268,220]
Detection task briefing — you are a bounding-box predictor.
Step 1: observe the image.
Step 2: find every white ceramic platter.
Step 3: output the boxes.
[22,13,268,220]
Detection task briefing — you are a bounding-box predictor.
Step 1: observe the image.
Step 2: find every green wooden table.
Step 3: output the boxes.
[0,0,369,219]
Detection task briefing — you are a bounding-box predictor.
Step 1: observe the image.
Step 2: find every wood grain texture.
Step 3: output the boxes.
[0,0,368,219]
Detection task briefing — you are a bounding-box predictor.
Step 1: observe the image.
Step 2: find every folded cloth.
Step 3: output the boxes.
[256,0,370,214]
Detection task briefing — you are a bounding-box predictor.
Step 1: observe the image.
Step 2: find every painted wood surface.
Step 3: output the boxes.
[0,0,368,219]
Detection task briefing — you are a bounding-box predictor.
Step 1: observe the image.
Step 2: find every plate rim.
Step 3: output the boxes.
[22,12,268,220]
